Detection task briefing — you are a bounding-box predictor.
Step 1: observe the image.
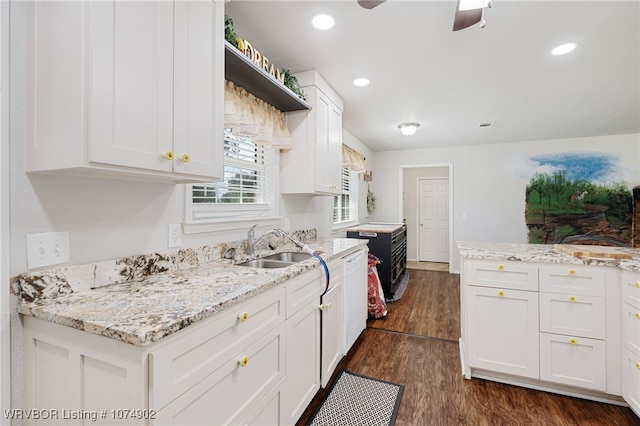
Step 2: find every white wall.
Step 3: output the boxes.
[371,133,640,273]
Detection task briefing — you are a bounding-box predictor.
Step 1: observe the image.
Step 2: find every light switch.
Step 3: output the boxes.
[26,232,70,269]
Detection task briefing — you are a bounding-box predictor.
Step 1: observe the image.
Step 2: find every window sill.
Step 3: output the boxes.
[332,221,358,234]
[183,216,282,235]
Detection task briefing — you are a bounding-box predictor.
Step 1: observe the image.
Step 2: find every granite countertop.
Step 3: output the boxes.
[457,241,640,274]
[16,237,367,347]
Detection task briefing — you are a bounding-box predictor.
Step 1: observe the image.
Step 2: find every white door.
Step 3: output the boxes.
[418,178,449,262]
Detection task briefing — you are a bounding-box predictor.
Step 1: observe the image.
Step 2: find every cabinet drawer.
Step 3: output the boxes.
[328,259,343,283]
[238,383,281,426]
[623,302,640,356]
[154,323,285,426]
[465,260,538,291]
[149,287,285,410]
[622,348,640,417]
[622,271,640,309]
[286,268,322,319]
[540,332,606,392]
[539,293,605,339]
[539,265,605,297]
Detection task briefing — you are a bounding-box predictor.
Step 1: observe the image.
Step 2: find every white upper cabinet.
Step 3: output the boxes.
[26,0,224,183]
[281,71,343,195]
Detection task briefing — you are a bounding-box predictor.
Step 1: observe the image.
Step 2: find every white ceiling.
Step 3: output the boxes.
[225,0,640,152]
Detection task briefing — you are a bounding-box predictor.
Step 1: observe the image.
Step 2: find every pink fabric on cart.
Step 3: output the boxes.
[367,254,387,319]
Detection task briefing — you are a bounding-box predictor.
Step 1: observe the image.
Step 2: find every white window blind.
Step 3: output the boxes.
[189,131,274,223]
[334,167,357,224]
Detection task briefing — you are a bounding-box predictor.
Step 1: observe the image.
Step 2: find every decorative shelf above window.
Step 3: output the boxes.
[224,41,311,112]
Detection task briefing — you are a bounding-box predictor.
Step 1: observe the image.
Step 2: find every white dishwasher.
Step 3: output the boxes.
[342,249,367,354]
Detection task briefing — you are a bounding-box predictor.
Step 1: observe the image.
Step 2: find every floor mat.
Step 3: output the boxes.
[386,270,409,303]
[306,368,404,426]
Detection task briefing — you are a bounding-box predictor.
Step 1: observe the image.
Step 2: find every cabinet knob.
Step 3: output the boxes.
[238,355,249,367]
[497,290,505,297]
[635,281,640,289]
[637,362,640,370]
[569,338,577,345]
[164,150,175,161]
[319,303,326,311]
[568,268,576,276]
[327,302,333,310]
[497,264,505,271]
[238,311,249,322]
[568,295,576,302]
[636,312,640,320]
[180,153,190,163]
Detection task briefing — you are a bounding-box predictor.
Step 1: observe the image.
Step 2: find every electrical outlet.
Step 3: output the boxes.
[168,224,182,248]
[26,232,70,269]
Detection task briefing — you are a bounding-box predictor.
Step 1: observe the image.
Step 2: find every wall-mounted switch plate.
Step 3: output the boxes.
[168,224,182,248]
[26,232,70,269]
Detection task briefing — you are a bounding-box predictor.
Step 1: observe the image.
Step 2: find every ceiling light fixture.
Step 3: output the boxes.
[353,78,370,87]
[552,43,577,55]
[398,122,420,136]
[312,14,334,30]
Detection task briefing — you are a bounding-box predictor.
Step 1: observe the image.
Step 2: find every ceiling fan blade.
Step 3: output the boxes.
[357,0,386,10]
[453,0,483,31]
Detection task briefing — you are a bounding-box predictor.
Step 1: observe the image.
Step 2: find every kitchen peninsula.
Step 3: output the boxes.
[15,233,368,425]
[458,241,640,419]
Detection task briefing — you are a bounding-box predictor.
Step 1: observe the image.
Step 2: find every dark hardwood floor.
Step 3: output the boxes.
[296,269,640,426]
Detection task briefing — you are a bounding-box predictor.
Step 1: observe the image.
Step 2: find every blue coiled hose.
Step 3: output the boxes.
[313,252,330,295]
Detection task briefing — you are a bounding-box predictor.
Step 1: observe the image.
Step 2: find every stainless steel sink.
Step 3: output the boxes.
[236,252,313,268]
[236,258,294,268]
[262,252,313,262]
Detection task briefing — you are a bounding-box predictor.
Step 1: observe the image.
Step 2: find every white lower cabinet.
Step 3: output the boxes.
[281,270,322,425]
[22,263,338,426]
[623,348,640,416]
[466,285,539,378]
[321,281,344,387]
[320,258,344,388]
[622,270,640,417]
[462,258,628,409]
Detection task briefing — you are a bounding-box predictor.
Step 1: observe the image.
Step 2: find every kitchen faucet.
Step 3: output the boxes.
[247,225,284,254]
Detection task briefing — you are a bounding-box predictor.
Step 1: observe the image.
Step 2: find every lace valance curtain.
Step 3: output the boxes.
[224,80,292,150]
[342,144,366,173]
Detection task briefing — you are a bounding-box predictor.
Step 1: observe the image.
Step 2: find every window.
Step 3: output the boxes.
[333,167,357,225]
[188,131,276,224]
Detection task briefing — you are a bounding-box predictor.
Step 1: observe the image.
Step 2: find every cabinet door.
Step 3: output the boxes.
[540,332,606,391]
[172,0,224,180]
[321,282,344,387]
[282,301,320,425]
[325,99,343,194]
[622,348,640,417]
[467,286,539,378]
[87,1,174,172]
[313,90,332,194]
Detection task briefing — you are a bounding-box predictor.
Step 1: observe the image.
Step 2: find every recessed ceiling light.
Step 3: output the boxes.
[353,78,370,87]
[551,43,577,56]
[312,14,334,30]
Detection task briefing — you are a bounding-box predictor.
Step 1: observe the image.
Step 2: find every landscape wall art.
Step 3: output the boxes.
[524,152,633,246]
